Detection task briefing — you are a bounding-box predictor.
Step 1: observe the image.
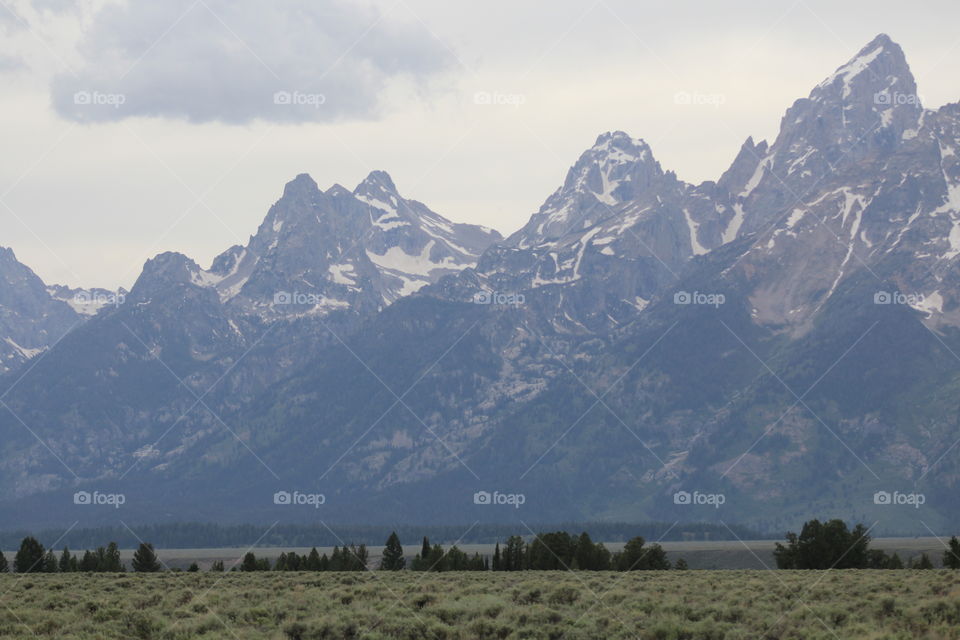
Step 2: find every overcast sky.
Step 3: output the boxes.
[2,0,959,289]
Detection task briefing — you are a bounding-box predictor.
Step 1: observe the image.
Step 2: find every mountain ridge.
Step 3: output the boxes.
[1,34,959,533]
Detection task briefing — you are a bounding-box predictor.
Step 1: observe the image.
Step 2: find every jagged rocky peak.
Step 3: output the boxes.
[715,34,926,239]
[354,169,398,197]
[351,169,406,221]
[561,131,663,202]
[129,251,212,299]
[0,246,83,372]
[776,34,921,160]
[812,34,917,105]
[281,172,322,199]
[508,131,671,247]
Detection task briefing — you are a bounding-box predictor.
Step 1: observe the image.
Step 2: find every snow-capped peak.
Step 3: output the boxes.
[811,33,916,106]
[354,169,398,196]
[508,131,668,246]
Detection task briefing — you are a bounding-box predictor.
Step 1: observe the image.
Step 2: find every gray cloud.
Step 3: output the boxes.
[50,0,452,124]
[0,53,25,72]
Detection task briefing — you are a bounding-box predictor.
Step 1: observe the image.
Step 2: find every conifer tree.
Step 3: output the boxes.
[240,552,258,572]
[14,537,45,573]
[42,550,58,573]
[0,550,7,573]
[421,537,430,560]
[59,547,73,573]
[914,553,934,569]
[306,547,322,571]
[79,550,98,572]
[944,536,960,569]
[131,543,162,572]
[380,531,405,570]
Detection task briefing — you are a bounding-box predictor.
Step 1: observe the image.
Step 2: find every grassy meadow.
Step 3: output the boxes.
[3,570,960,639]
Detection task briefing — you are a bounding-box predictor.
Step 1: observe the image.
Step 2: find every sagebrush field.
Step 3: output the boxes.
[3,570,960,639]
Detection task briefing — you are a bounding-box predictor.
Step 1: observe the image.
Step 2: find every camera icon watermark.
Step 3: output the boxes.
[472,291,525,306]
[873,291,923,306]
[674,291,725,308]
[873,490,925,509]
[473,91,526,107]
[873,91,922,106]
[73,291,125,308]
[673,490,725,509]
[273,490,326,509]
[273,90,326,108]
[473,490,525,509]
[73,490,126,509]
[673,91,726,108]
[73,90,126,109]
[273,291,322,305]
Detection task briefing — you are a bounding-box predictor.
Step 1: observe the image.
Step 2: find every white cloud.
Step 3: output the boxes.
[50,0,452,124]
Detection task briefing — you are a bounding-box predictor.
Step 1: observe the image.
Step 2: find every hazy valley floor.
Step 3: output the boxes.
[2,570,960,639]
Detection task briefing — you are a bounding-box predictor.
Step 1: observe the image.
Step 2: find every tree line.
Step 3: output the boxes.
[0,531,681,573]
[4,521,958,573]
[773,519,959,570]
[0,521,762,552]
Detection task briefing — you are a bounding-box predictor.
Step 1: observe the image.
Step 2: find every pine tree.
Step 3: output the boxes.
[0,550,7,573]
[42,550,58,573]
[132,543,162,572]
[503,536,525,571]
[421,537,430,561]
[914,553,934,569]
[616,537,670,571]
[14,537,45,573]
[210,560,225,572]
[59,547,73,573]
[574,532,597,570]
[306,547,322,571]
[240,552,258,572]
[944,536,960,569]
[674,558,689,570]
[187,562,199,572]
[380,532,405,570]
[352,545,369,571]
[101,542,123,572]
[887,553,904,569]
[492,542,501,571]
[79,550,98,572]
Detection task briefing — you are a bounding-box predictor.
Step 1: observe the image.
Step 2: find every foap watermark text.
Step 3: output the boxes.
[874,490,925,509]
[473,490,525,509]
[74,491,125,509]
[874,291,923,306]
[274,490,326,508]
[473,91,526,107]
[674,490,725,509]
[472,291,525,306]
[273,90,326,108]
[674,291,725,307]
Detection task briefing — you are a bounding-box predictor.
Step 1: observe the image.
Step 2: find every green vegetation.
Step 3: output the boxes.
[131,543,162,573]
[3,570,960,639]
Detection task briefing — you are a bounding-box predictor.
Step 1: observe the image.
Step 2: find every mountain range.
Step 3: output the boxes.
[1,34,959,535]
